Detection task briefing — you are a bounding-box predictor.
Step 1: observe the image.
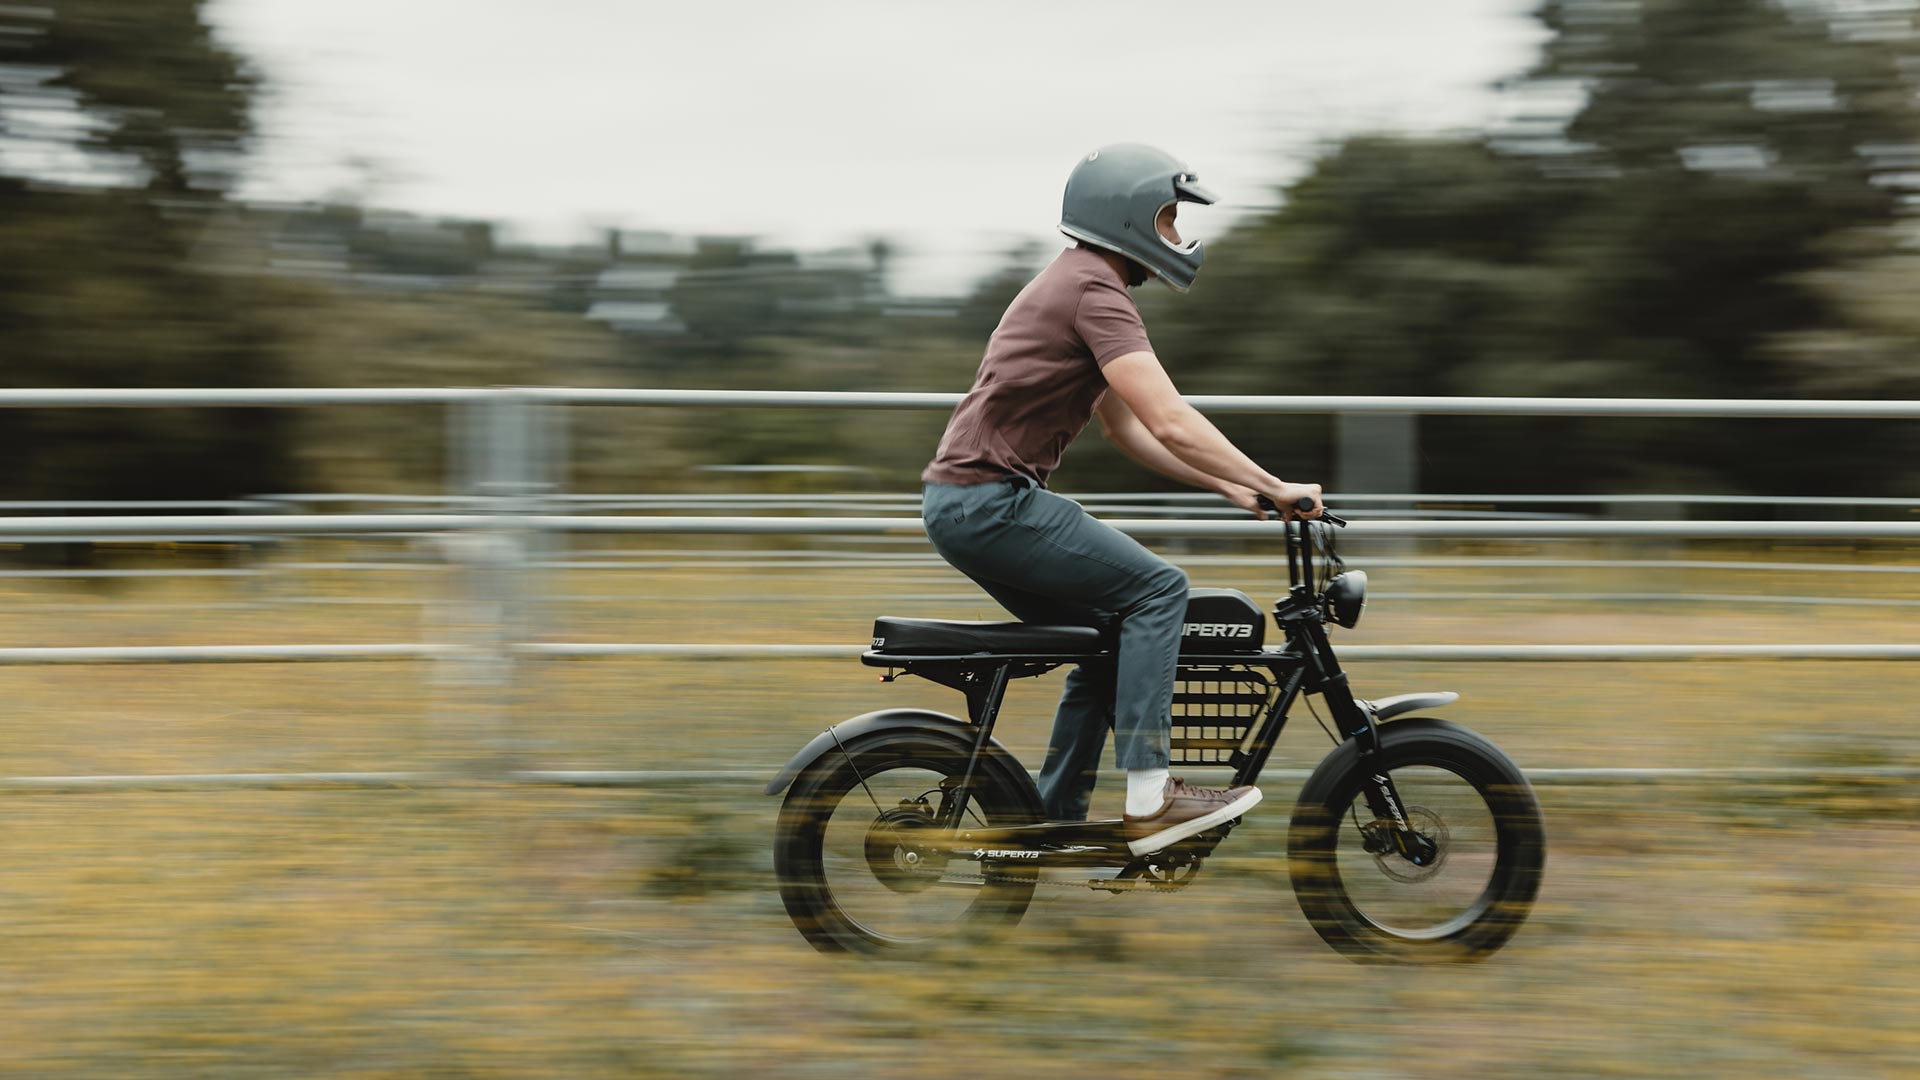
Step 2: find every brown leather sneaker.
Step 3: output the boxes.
[1121,778,1263,855]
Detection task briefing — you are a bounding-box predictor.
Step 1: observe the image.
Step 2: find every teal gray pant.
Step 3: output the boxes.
[921,478,1187,822]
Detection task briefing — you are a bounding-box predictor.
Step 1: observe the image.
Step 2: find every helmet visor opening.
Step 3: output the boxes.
[1154,199,1211,256]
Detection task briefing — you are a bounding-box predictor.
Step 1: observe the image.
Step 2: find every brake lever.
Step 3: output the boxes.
[1256,493,1348,528]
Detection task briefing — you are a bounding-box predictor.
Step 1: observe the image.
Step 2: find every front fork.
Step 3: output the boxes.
[1300,621,1439,867]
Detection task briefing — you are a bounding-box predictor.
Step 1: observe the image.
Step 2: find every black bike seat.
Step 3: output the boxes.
[870,617,1105,656]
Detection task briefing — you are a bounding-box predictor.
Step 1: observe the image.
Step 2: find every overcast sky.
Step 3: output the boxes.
[208,0,1548,294]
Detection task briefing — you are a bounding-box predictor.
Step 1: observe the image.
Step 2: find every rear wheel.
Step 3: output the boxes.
[1289,718,1545,962]
[774,729,1040,955]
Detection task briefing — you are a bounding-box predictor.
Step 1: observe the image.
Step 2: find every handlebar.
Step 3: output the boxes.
[1255,493,1348,528]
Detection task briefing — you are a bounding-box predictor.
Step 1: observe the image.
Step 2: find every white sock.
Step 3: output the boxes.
[1126,767,1171,817]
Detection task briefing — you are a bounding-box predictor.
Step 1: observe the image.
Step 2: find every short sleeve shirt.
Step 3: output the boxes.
[922,247,1151,487]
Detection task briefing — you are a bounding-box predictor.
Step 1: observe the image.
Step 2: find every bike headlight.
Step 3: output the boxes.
[1323,570,1367,629]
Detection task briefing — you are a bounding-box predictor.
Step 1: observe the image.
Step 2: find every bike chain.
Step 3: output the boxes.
[961,870,1189,894]
[909,862,1196,894]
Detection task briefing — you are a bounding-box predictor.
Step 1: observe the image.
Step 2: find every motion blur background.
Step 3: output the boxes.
[1,1,1917,1077]
[6,0,1920,497]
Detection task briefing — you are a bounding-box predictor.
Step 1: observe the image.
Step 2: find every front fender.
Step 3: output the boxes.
[1366,691,1458,722]
[762,708,1025,797]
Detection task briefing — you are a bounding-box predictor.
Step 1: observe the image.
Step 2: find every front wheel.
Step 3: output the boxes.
[1289,718,1545,962]
[774,728,1041,955]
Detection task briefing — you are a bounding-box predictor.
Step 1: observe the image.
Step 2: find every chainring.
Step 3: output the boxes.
[1112,847,1205,892]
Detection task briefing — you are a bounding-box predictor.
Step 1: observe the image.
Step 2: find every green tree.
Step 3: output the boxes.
[1144,0,1920,496]
[1517,0,1917,393]
[1502,0,1920,493]
[0,1,296,506]
[2,0,254,196]
[1138,138,1579,492]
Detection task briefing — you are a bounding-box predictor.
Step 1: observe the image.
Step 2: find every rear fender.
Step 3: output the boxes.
[762,708,1036,808]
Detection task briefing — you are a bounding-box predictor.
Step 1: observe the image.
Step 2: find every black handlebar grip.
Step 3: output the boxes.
[1255,492,1346,526]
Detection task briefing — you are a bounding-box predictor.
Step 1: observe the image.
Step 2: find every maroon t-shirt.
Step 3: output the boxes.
[922,247,1152,487]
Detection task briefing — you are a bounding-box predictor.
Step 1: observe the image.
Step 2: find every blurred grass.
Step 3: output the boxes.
[0,543,1915,1077]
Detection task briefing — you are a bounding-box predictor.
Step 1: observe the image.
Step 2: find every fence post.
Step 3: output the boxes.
[1335,410,1417,552]
[426,391,546,777]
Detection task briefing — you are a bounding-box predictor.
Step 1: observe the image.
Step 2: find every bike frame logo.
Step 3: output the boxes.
[1183,622,1254,638]
[1373,773,1409,828]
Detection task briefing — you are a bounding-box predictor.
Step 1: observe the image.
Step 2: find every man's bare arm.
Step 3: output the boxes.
[1100,350,1321,517]
[1096,394,1239,494]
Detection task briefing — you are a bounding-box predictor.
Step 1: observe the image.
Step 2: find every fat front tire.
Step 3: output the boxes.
[774,728,1041,956]
[1289,717,1545,963]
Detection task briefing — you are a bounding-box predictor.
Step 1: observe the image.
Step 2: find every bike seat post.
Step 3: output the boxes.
[947,661,1013,827]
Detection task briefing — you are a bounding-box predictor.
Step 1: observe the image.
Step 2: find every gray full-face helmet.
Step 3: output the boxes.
[1059,143,1218,292]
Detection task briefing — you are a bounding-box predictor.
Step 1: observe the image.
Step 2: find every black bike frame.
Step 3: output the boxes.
[866,519,1417,843]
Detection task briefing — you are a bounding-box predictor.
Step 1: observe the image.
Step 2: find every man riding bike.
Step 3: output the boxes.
[920,143,1323,853]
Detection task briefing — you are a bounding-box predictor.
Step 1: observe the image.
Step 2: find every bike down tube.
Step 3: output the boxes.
[1230,661,1308,788]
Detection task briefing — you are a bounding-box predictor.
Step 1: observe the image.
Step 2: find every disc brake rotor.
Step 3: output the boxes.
[1367,806,1450,884]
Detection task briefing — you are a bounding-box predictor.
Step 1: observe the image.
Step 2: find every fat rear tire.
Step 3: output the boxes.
[774,727,1041,956]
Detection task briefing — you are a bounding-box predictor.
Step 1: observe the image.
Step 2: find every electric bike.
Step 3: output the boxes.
[766,498,1545,962]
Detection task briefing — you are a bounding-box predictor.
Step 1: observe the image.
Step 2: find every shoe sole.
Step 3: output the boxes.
[1125,787,1263,856]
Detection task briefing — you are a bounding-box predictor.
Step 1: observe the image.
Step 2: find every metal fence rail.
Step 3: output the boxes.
[7,514,1920,539]
[246,489,1920,515]
[0,645,452,665]
[0,388,493,406]
[522,643,1920,662]
[7,386,1920,416]
[1,765,1912,792]
[5,642,1918,665]
[535,552,1920,575]
[524,388,1920,418]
